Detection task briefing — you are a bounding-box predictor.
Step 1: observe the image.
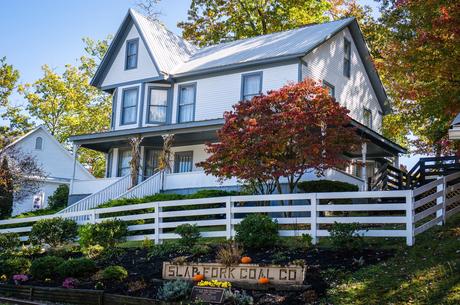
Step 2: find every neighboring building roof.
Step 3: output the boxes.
[4,126,94,179]
[91,9,389,113]
[451,113,460,126]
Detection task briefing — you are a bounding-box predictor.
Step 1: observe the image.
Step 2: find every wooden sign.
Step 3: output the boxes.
[190,286,225,303]
[162,262,305,284]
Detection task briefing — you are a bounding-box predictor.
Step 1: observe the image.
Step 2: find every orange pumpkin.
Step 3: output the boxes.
[241,256,252,264]
[193,274,204,282]
[258,277,270,284]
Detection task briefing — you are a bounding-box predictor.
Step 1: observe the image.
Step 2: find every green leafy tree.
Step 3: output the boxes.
[0,157,14,219]
[378,0,460,155]
[18,37,113,176]
[0,57,32,145]
[178,0,332,47]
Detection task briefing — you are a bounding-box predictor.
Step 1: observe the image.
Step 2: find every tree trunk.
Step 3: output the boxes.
[129,135,143,188]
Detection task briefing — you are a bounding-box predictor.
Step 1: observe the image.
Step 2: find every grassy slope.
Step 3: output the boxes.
[322,213,460,305]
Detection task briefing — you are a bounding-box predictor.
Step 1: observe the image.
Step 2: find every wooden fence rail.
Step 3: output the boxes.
[1,172,460,246]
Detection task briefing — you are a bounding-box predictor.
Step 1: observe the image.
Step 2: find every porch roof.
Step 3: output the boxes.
[69,118,406,156]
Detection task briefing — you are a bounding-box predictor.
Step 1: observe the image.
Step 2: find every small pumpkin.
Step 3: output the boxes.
[193,274,204,282]
[258,277,270,284]
[241,256,252,264]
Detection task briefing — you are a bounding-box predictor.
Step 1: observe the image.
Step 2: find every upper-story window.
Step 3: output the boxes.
[241,72,262,100]
[148,88,168,124]
[363,108,372,128]
[178,83,196,123]
[125,38,139,70]
[174,151,193,173]
[343,38,351,78]
[35,137,43,150]
[323,80,335,98]
[121,87,138,125]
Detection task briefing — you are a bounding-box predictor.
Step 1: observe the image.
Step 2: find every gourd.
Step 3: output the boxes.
[193,273,205,282]
[240,256,252,264]
[258,277,269,284]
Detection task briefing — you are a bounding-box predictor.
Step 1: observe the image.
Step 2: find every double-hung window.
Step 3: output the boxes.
[148,88,168,123]
[121,88,138,125]
[117,149,132,177]
[242,72,262,100]
[178,84,196,123]
[343,38,351,78]
[174,151,193,173]
[125,39,138,70]
[363,108,372,128]
[323,80,335,98]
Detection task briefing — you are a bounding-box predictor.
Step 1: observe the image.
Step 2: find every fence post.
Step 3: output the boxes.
[89,210,98,224]
[437,176,447,225]
[405,191,414,246]
[154,201,160,244]
[225,197,232,240]
[311,193,318,245]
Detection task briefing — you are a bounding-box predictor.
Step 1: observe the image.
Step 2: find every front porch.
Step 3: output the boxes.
[66,118,406,206]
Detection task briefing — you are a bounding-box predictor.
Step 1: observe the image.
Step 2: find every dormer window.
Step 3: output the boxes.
[125,38,139,70]
[241,72,262,100]
[35,137,43,150]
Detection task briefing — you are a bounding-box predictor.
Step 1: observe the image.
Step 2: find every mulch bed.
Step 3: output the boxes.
[7,246,394,305]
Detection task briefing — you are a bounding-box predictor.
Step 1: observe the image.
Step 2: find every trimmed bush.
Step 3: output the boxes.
[328,222,366,250]
[174,224,200,247]
[78,219,128,249]
[57,258,97,278]
[149,242,187,259]
[297,180,359,193]
[30,256,65,280]
[157,279,192,301]
[101,266,128,282]
[0,233,20,256]
[0,257,31,276]
[47,184,69,210]
[29,218,78,247]
[235,214,278,249]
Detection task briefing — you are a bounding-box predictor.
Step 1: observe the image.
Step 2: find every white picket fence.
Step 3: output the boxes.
[1,172,459,246]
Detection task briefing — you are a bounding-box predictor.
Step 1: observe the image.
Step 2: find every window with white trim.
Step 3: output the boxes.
[125,39,138,70]
[344,38,351,78]
[35,137,43,150]
[174,151,193,173]
[242,72,262,100]
[363,108,372,128]
[148,88,168,123]
[121,88,138,125]
[323,80,335,98]
[117,149,131,177]
[178,84,196,123]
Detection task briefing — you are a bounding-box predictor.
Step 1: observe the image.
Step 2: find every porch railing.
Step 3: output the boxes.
[116,172,162,199]
[57,174,131,214]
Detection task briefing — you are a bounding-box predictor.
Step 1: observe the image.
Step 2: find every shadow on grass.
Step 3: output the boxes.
[321,213,460,305]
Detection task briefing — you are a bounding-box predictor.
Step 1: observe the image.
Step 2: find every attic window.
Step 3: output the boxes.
[125,38,139,70]
[343,38,351,78]
[35,137,43,150]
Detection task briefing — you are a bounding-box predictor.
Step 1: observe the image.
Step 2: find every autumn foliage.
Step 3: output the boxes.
[199,79,361,194]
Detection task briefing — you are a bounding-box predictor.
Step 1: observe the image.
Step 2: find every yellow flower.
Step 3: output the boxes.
[0,275,7,282]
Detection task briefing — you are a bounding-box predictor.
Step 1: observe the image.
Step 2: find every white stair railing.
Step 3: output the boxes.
[116,171,162,199]
[58,174,131,214]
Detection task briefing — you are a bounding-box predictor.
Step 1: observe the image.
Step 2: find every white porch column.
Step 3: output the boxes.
[69,144,80,195]
[362,142,368,191]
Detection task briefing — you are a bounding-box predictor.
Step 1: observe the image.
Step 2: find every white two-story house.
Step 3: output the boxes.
[65,9,405,209]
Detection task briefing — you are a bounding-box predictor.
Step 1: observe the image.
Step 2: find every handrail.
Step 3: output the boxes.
[57,174,131,214]
[116,171,162,199]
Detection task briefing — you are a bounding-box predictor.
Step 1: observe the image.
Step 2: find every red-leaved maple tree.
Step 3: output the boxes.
[199,79,362,194]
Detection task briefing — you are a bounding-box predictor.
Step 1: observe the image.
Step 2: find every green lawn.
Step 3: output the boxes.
[321,213,460,305]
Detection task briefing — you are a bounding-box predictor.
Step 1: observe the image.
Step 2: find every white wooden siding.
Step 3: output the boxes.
[302,28,383,131]
[101,23,159,88]
[171,64,298,123]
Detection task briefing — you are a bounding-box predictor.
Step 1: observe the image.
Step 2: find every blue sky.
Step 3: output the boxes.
[1,0,419,166]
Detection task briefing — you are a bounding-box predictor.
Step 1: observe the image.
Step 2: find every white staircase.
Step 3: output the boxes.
[57,172,163,216]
